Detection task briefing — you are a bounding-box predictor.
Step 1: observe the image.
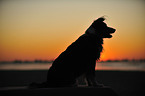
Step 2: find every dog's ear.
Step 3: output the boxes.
[96,17,105,22]
[91,17,105,28]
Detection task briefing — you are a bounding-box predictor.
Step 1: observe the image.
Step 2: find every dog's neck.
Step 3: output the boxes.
[85,26,97,35]
[84,26,104,60]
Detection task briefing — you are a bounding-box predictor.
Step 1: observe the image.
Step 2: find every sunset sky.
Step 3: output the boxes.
[0,0,145,61]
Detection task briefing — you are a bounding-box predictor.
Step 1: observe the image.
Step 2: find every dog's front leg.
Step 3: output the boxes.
[86,61,104,87]
[86,71,97,86]
[86,72,104,87]
[86,60,97,86]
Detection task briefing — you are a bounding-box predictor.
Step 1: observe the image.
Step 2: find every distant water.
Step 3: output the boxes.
[0,62,145,71]
[96,62,145,71]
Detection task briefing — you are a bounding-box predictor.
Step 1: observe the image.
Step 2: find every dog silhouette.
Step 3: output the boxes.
[30,17,116,88]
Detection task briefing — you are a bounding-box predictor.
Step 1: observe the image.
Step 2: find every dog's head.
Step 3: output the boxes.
[86,17,116,38]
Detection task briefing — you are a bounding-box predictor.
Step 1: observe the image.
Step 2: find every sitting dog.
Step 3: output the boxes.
[30,17,116,88]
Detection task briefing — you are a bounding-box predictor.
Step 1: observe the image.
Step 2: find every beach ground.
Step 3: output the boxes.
[0,70,145,96]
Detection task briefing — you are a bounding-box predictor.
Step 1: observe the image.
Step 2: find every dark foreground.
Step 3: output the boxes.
[0,70,145,96]
[0,86,117,96]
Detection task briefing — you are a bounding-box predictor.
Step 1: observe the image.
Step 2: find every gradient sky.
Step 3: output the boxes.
[0,0,145,61]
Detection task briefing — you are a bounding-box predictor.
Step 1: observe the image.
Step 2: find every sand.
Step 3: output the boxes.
[0,70,145,96]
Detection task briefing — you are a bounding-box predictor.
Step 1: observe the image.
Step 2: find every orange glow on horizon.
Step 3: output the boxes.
[0,0,145,62]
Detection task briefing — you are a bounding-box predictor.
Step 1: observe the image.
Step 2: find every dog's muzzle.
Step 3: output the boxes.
[108,28,116,34]
[103,27,116,38]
